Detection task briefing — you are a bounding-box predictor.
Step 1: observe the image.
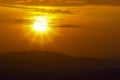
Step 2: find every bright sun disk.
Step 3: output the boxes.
[24,15,58,44]
[33,17,49,32]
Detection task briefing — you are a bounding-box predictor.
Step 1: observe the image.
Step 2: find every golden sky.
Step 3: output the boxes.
[0,1,120,58]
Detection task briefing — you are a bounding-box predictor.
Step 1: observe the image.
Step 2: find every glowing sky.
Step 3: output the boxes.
[0,3,120,58]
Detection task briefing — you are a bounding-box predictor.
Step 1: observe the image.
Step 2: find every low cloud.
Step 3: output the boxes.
[53,24,80,28]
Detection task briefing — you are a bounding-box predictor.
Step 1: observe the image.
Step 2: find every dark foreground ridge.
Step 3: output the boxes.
[0,51,120,80]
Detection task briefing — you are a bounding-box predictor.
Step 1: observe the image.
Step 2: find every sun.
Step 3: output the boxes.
[33,17,49,33]
[22,15,60,45]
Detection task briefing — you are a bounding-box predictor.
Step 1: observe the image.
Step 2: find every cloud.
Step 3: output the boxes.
[84,0,120,6]
[0,3,73,14]
[53,24,80,28]
[0,0,120,6]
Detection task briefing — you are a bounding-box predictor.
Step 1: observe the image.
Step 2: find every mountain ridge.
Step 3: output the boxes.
[0,51,120,80]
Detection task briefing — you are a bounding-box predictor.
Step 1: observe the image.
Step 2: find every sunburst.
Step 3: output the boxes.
[22,15,60,46]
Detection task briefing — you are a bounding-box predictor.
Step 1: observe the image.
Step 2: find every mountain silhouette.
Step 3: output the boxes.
[0,51,120,80]
[0,51,103,72]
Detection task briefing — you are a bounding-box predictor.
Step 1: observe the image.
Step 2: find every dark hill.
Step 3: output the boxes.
[0,51,103,72]
[0,51,120,80]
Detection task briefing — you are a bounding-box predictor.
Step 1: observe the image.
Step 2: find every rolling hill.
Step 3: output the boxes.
[0,51,120,80]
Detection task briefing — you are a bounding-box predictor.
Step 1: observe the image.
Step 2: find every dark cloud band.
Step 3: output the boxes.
[0,0,120,6]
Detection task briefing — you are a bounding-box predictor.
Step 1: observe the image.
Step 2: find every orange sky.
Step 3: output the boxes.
[0,5,120,58]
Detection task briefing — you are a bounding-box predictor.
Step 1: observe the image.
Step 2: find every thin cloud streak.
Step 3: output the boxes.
[0,3,73,14]
[0,0,120,6]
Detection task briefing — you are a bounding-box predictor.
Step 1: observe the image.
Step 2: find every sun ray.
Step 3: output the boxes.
[21,15,61,48]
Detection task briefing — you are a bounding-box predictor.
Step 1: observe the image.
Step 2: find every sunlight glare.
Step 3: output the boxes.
[33,17,49,32]
[22,15,60,45]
